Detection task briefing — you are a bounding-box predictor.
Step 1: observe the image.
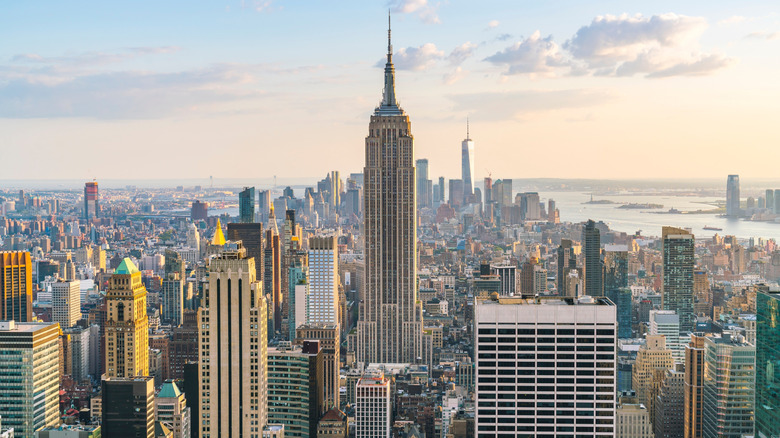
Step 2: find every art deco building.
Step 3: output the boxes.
[199,243,268,438]
[0,250,32,322]
[105,258,149,378]
[357,17,423,364]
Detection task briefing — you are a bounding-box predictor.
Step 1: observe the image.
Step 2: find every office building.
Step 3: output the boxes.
[156,380,191,438]
[199,244,268,438]
[726,175,740,217]
[264,208,282,333]
[491,265,516,296]
[474,295,617,437]
[36,425,102,438]
[190,201,208,221]
[287,248,308,340]
[556,239,577,295]
[0,251,32,322]
[604,245,630,338]
[461,123,475,201]
[662,227,695,334]
[105,258,149,378]
[51,279,81,328]
[62,326,91,382]
[316,409,348,438]
[701,333,755,438]
[162,272,188,327]
[649,310,683,363]
[296,324,340,410]
[267,341,324,437]
[239,187,256,223]
[102,377,155,438]
[683,333,706,438]
[615,393,654,438]
[654,366,685,438]
[357,21,422,364]
[355,371,391,438]
[0,321,60,437]
[766,189,775,213]
[582,219,603,296]
[755,285,780,438]
[416,158,431,209]
[227,222,264,287]
[306,236,339,326]
[84,181,99,221]
[169,309,199,381]
[632,335,673,420]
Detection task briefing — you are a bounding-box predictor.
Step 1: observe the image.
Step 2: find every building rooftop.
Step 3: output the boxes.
[478,295,613,306]
[115,257,139,275]
[157,380,182,399]
[0,320,57,332]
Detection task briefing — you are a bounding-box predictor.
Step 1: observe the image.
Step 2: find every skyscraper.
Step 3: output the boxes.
[199,244,268,437]
[474,295,617,436]
[684,333,706,438]
[355,371,392,438]
[161,272,186,327]
[0,251,32,322]
[461,121,474,202]
[357,17,422,364]
[267,341,324,438]
[415,158,430,208]
[755,285,780,438]
[227,222,264,287]
[582,219,603,296]
[604,246,630,338]
[105,258,150,378]
[84,181,99,221]
[102,377,155,438]
[0,321,61,437]
[51,279,81,329]
[726,174,740,217]
[156,380,191,438]
[307,236,339,326]
[662,226,695,334]
[296,324,340,411]
[239,186,256,223]
[556,239,577,295]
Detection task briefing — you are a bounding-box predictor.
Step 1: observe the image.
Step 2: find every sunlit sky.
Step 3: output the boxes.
[2,0,779,182]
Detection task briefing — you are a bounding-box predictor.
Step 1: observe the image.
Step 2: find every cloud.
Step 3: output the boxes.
[382,43,444,70]
[746,31,780,41]
[484,31,568,76]
[563,13,733,77]
[389,0,440,24]
[449,89,614,121]
[448,42,477,66]
[9,47,181,69]
[487,20,500,29]
[443,67,467,85]
[718,15,746,26]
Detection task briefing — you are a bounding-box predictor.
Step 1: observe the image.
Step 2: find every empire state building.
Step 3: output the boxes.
[357,17,422,364]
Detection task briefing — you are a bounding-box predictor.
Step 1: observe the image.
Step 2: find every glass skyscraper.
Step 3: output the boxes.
[756,285,780,438]
[662,226,695,334]
[239,186,255,223]
[582,219,603,296]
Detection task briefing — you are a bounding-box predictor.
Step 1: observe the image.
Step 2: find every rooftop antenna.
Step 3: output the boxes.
[466,117,470,140]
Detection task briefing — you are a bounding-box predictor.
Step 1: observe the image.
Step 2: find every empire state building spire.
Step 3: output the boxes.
[376,12,402,116]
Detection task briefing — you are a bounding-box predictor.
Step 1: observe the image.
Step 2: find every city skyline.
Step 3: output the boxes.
[2,1,780,180]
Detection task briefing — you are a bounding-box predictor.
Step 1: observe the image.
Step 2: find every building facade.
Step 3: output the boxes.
[105,258,149,378]
[755,285,780,438]
[582,220,603,296]
[51,279,81,328]
[0,251,32,322]
[102,377,155,438]
[307,236,339,326]
[662,227,695,334]
[267,341,324,437]
[355,371,391,438]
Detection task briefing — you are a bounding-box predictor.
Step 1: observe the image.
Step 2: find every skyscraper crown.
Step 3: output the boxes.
[375,13,403,116]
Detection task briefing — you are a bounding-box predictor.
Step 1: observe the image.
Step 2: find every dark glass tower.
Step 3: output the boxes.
[662,226,695,333]
[582,220,603,296]
[239,186,256,223]
[755,285,780,438]
[604,247,630,338]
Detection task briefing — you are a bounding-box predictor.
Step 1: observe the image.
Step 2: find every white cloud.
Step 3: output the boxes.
[389,0,440,24]
[390,43,444,70]
[443,66,467,85]
[718,15,746,26]
[449,89,614,121]
[448,42,477,66]
[484,31,568,76]
[487,20,500,29]
[746,31,780,41]
[563,13,733,77]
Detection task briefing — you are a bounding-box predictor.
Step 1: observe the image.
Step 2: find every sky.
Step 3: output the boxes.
[1,0,780,182]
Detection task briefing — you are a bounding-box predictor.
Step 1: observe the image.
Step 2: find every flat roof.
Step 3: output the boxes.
[477,296,613,306]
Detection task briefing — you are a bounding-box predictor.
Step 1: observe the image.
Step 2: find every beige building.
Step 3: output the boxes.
[356,22,423,364]
[105,258,149,378]
[632,335,673,421]
[684,333,707,438]
[52,279,81,329]
[616,393,654,438]
[199,243,268,438]
[296,323,341,410]
[155,380,190,438]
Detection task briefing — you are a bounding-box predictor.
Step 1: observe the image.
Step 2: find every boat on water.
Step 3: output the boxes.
[703,225,723,231]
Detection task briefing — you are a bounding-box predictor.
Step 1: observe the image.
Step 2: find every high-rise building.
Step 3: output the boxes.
[239,187,256,223]
[105,258,149,378]
[615,392,654,438]
[726,175,740,217]
[227,222,264,288]
[415,158,431,209]
[604,245,630,337]
[156,380,191,438]
[448,179,464,208]
[556,239,577,295]
[654,366,685,438]
[0,321,60,437]
[582,219,603,296]
[683,333,706,438]
[461,122,475,202]
[662,227,695,334]
[84,181,99,221]
[296,324,341,410]
[474,296,617,437]
[51,279,81,329]
[102,377,155,438]
[191,200,208,221]
[199,244,268,438]
[437,176,445,203]
[775,188,780,214]
[491,265,516,296]
[649,310,683,363]
[357,19,422,364]
[632,335,674,419]
[169,309,199,381]
[264,207,282,334]
[267,341,324,437]
[62,326,91,382]
[755,285,780,438]
[162,273,187,327]
[307,236,339,326]
[355,371,391,438]
[766,189,775,213]
[0,251,32,322]
[701,333,755,438]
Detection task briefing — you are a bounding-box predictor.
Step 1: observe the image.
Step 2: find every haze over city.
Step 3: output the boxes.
[3,0,780,180]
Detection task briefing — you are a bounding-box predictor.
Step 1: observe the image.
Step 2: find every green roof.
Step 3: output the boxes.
[157,381,182,399]
[115,258,139,275]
